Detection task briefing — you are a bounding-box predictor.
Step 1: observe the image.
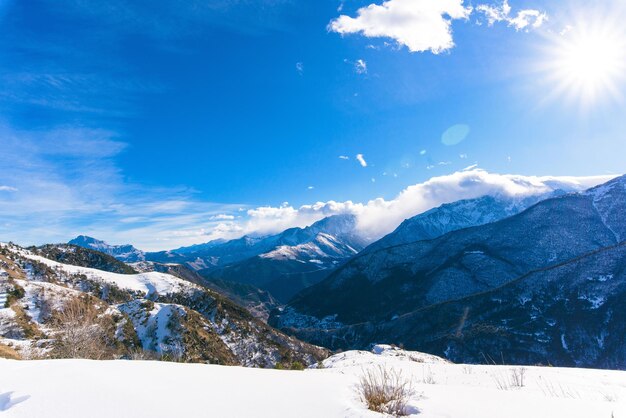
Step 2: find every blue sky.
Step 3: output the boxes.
[0,0,625,250]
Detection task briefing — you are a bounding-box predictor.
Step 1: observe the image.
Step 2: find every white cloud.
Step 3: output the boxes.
[462,163,479,171]
[308,186,315,190]
[0,186,17,192]
[420,149,427,155]
[476,1,547,31]
[338,155,350,160]
[328,0,472,54]
[459,153,468,159]
[355,59,368,74]
[210,169,615,244]
[295,62,304,75]
[356,154,368,167]
[329,0,547,54]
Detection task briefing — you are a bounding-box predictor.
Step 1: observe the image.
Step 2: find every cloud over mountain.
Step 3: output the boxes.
[208,169,616,243]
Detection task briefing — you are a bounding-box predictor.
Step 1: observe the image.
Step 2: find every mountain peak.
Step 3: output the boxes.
[307,214,358,236]
[69,235,104,245]
[68,235,145,262]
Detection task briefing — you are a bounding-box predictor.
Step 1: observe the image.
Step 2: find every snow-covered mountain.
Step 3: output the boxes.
[203,215,370,302]
[364,192,563,253]
[68,235,146,263]
[151,214,369,273]
[66,215,368,303]
[272,175,626,368]
[0,242,325,367]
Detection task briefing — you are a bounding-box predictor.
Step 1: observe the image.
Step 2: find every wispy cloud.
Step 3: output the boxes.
[356,154,368,167]
[476,1,547,31]
[0,186,17,192]
[210,214,235,221]
[0,123,245,251]
[355,59,368,74]
[295,62,304,75]
[338,155,350,160]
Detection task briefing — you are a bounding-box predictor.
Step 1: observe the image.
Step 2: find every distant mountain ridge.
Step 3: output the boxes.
[68,215,370,303]
[69,235,145,263]
[201,215,370,302]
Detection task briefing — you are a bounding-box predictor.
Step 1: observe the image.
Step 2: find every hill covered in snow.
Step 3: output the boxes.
[0,345,624,418]
[0,243,325,367]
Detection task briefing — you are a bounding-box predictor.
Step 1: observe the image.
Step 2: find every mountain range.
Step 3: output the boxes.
[269,175,626,368]
[70,214,369,302]
[57,175,626,368]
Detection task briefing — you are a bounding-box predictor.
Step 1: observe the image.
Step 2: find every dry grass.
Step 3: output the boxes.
[357,365,414,417]
[50,296,111,360]
[0,343,21,360]
[493,367,526,390]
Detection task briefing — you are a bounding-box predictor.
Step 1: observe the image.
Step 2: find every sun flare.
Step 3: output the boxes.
[543,17,626,107]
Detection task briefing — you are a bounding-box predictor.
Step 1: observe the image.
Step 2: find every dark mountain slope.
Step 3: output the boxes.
[31,244,138,274]
[289,192,622,324]
[275,241,626,368]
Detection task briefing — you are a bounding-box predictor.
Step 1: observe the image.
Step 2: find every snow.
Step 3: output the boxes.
[0,359,365,418]
[118,300,186,353]
[1,345,625,418]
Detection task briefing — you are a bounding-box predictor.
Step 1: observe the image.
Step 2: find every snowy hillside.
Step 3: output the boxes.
[1,345,624,418]
[0,243,325,367]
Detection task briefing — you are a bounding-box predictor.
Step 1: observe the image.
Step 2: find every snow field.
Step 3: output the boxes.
[1,345,625,418]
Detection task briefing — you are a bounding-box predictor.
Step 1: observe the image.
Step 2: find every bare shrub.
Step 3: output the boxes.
[50,296,111,360]
[510,367,526,387]
[493,367,526,390]
[357,365,414,417]
[127,348,160,361]
[601,392,618,403]
[422,366,436,384]
[535,376,580,399]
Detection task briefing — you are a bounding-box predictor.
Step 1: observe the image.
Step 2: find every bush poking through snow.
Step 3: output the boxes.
[510,367,526,387]
[493,367,526,390]
[357,365,414,416]
[50,296,111,360]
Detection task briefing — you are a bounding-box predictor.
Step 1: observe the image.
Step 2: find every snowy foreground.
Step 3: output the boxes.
[1,345,624,418]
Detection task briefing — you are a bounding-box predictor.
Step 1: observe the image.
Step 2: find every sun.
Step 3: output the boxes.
[541,15,626,108]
